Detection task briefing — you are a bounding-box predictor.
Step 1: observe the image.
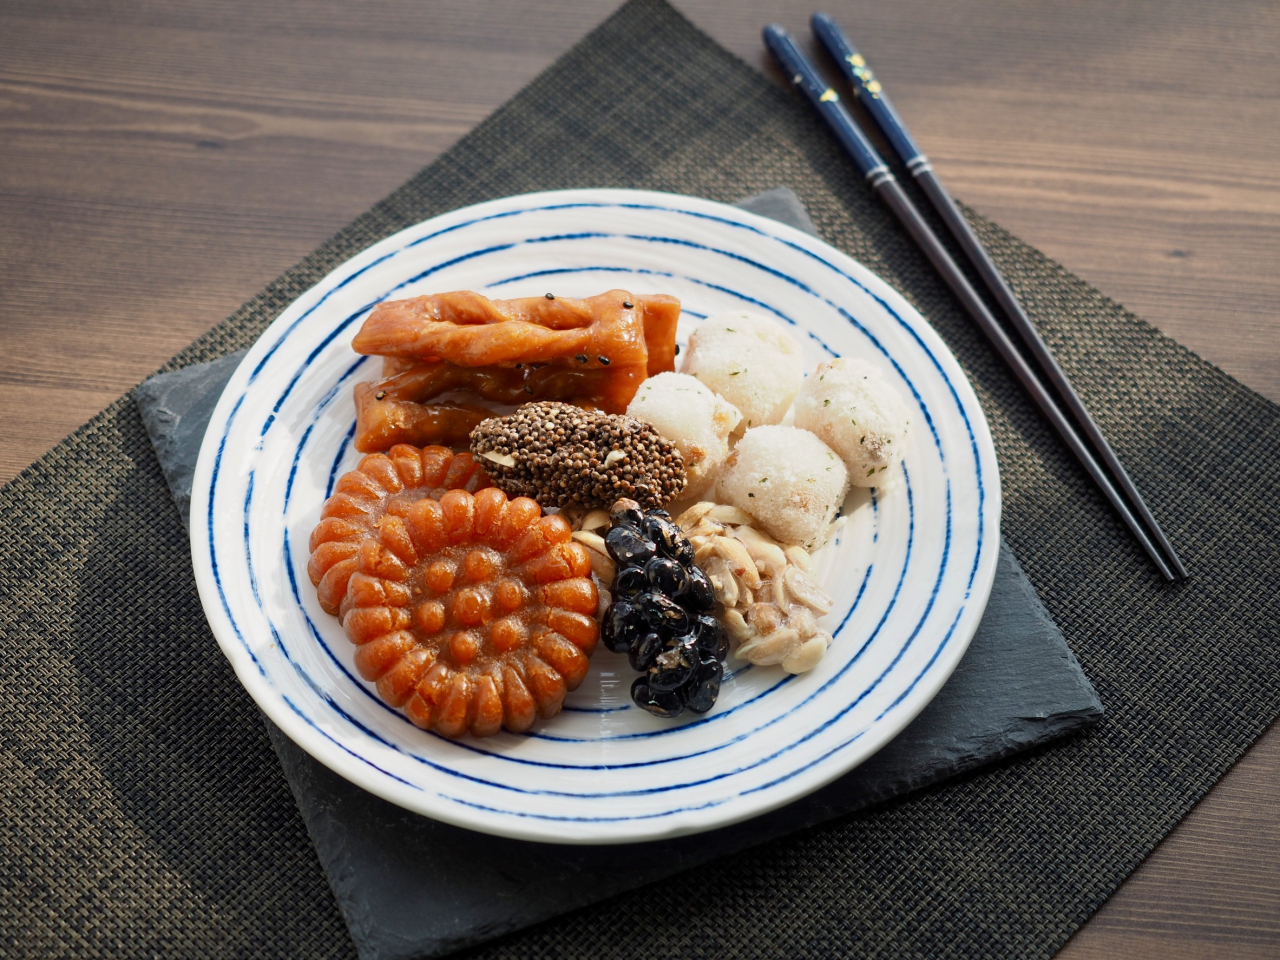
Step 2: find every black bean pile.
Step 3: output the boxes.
[601,499,728,718]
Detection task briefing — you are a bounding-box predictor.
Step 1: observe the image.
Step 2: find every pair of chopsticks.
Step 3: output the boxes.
[764,17,1187,582]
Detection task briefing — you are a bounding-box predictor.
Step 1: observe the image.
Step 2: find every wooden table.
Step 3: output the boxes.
[2,0,1277,955]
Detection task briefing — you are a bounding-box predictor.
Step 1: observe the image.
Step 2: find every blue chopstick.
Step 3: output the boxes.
[810,12,1186,579]
[762,23,1178,581]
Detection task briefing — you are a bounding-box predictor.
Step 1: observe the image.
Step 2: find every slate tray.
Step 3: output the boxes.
[136,189,1102,960]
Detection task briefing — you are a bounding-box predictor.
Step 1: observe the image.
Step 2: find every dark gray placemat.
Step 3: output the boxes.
[4,2,1280,958]
[135,187,1101,960]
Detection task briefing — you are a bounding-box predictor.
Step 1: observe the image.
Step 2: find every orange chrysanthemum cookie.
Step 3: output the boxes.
[307,444,600,738]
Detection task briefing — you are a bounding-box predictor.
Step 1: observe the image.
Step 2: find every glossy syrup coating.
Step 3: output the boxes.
[308,445,599,738]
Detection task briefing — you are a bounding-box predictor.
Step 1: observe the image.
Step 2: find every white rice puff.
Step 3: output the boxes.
[716,425,849,547]
[793,357,911,487]
[626,372,741,498]
[680,312,804,435]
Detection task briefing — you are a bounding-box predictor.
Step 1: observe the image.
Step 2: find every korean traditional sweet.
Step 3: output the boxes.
[307,444,599,738]
[676,503,834,674]
[793,357,911,486]
[715,425,849,547]
[679,312,805,433]
[351,395,494,453]
[599,499,728,717]
[349,290,680,451]
[469,401,686,510]
[625,372,741,498]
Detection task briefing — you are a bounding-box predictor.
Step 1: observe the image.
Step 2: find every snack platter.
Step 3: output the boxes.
[191,189,1000,844]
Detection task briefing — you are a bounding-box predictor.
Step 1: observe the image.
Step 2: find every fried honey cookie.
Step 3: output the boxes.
[308,448,599,737]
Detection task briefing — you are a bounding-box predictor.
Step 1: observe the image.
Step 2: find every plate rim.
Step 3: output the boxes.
[190,187,1002,844]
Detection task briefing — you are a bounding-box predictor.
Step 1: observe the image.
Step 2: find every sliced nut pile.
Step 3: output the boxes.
[674,502,834,674]
[560,507,617,619]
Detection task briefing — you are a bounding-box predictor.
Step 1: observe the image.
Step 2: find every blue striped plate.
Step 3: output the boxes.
[190,189,1001,844]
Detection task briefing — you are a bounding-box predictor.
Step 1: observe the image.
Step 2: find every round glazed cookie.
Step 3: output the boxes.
[307,445,600,738]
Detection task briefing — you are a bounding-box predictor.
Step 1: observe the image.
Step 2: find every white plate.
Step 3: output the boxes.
[191,188,1000,845]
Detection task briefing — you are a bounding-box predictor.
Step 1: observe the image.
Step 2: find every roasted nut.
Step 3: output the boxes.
[784,565,833,615]
[713,536,759,589]
[738,627,800,666]
[676,501,716,530]
[579,509,611,533]
[686,501,832,673]
[746,602,784,637]
[571,529,616,584]
[722,608,753,642]
[782,633,829,674]
[788,604,818,640]
[706,504,756,526]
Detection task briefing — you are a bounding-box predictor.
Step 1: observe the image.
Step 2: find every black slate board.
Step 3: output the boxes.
[137,189,1102,960]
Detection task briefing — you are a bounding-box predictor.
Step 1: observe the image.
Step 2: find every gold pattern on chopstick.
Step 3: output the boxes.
[845,54,882,99]
[819,88,839,102]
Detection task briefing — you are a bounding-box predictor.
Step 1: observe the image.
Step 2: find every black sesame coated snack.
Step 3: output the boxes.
[469,402,686,510]
[601,498,728,718]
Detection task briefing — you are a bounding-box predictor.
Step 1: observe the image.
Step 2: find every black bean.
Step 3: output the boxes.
[642,515,683,556]
[681,565,716,612]
[645,556,689,596]
[648,634,698,692]
[609,498,645,528]
[693,614,729,661]
[681,659,724,714]
[638,591,692,636]
[601,600,645,653]
[631,678,682,718]
[605,524,655,566]
[628,631,664,672]
[612,566,647,598]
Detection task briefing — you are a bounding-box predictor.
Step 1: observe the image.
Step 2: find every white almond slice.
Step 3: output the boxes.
[477,449,516,468]
[787,604,818,640]
[571,531,616,583]
[703,555,740,607]
[733,526,788,578]
[686,518,727,541]
[676,502,717,530]
[579,509,611,533]
[722,608,754,644]
[707,504,757,526]
[745,601,783,637]
[571,529,607,552]
[784,544,812,572]
[782,634,829,674]
[772,575,789,610]
[785,565,834,615]
[739,627,800,666]
[713,536,760,589]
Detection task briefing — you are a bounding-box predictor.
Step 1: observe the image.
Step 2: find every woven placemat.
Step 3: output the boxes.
[2,1,1278,957]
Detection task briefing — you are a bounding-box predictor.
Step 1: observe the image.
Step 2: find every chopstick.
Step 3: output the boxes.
[762,23,1180,581]
[810,13,1187,580]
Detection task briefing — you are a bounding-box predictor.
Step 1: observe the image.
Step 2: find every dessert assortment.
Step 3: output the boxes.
[309,287,911,737]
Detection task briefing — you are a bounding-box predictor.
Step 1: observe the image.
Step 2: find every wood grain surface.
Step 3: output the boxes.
[1,0,1276,955]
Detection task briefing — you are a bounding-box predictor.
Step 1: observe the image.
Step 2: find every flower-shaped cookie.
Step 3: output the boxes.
[308,444,599,737]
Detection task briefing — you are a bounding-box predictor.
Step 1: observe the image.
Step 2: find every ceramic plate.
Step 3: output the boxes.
[190,188,1000,844]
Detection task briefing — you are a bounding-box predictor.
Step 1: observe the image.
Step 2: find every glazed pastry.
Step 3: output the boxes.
[352,360,618,452]
[352,396,494,453]
[308,445,599,737]
[352,289,678,412]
